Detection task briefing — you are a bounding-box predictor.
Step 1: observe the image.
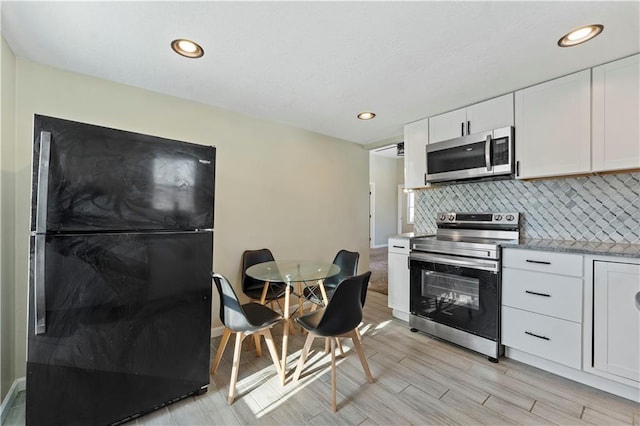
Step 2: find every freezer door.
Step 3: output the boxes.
[31,115,215,232]
[26,231,213,426]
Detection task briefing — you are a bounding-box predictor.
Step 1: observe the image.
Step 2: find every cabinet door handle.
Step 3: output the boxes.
[392,245,406,249]
[635,291,640,312]
[461,122,464,137]
[525,259,551,265]
[467,120,471,135]
[525,290,551,297]
[525,331,550,341]
[516,160,520,177]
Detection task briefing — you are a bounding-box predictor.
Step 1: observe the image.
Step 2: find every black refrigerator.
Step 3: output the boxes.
[26,115,216,425]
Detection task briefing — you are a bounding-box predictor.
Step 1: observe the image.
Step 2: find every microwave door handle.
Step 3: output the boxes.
[485,135,492,172]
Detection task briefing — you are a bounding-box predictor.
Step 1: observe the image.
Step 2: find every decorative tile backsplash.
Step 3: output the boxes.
[414,173,640,244]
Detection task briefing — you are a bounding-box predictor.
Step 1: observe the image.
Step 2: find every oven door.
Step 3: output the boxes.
[410,252,500,341]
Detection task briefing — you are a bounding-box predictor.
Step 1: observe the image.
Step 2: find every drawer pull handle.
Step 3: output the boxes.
[525,259,551,265]
[525,331,550,341]
[392,245,406,249]
[635,291,640,312]
[525,290,551,297]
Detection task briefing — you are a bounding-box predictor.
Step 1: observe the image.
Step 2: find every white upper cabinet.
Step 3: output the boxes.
[592,54,640,173]
[403,118,429,189]
[428,107,467,143]
[515,70,591,179]
[429,93,514,144]
[466,94,514,135]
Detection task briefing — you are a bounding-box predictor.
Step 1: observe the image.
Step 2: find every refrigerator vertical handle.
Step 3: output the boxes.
[34,235,47,335]
[485,134,492,172]
[35,131,52,233]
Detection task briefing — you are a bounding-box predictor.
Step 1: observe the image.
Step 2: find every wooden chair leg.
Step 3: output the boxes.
[324,337,330,354]
[254,334,262,357]
[211,328,232,375]
[350,329,373,383]
[355,327,363,342]
[336,338,344,357]
[228,331,245,404]
[293,332,316,382]
[330,336,337,412]
[261,328,284,383]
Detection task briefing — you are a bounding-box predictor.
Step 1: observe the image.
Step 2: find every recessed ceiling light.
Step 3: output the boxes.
[558,24,603,47]
[357,112,376,120]
[171,39,204,58]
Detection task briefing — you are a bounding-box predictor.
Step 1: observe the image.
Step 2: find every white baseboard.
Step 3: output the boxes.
[1,377,26,424]
[392,309,410,322]
[505,348,640,403]
[371,244,388,249]
[211,325,224,338]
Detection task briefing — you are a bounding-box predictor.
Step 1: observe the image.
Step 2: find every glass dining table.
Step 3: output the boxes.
[245,260,340,384]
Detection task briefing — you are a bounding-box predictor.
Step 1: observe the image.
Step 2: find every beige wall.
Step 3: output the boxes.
[1,35,17,401]
[4,57,369,389]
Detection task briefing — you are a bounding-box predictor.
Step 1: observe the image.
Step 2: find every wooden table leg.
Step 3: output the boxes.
[280,281,291,385]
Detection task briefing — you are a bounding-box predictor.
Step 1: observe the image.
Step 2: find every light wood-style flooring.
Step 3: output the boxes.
[5,291,640,425]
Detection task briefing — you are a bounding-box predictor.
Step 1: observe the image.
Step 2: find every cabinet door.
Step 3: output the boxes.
[403,118,429,189]
[593,261,640,382]
[428,108,466,143]
[515,70,591,179]
[466,93,514,135]
[388,251,410,314]
[592,54,640,172]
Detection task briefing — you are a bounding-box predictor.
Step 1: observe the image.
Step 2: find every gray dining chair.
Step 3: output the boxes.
[210,273,284,404]
[293,272,374,412]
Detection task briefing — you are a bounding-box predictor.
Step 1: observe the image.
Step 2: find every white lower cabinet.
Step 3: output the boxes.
[388,237,410,321]
[502,306,582,369]
[593,261,640,382]
[502,248,640,402]
[502,249,583,369]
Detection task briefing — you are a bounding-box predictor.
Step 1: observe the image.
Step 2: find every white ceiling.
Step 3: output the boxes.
[1,1,638,146]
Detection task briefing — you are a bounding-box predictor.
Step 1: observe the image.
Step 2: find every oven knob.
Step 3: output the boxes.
[506,214,515,221]
[439,214,446,221]
[448,215,455,221]
[494,214,502,221]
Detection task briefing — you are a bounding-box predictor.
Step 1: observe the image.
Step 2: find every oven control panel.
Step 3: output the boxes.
[436,212,519,226]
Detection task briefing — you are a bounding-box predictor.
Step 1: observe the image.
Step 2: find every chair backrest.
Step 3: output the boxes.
[212,273,252,332]
[315,271,372,336]
[324,249,359,288]
[241,248,275,292]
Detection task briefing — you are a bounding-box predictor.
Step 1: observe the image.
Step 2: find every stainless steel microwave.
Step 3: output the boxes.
[425,126,515,184]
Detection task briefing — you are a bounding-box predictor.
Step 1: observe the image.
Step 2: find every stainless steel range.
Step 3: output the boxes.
[409,212,520,362]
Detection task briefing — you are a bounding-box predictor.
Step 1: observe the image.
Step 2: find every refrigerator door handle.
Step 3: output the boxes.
[34,235,47,335]
[35,131,52,233]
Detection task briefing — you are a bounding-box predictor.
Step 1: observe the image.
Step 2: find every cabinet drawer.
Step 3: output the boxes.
[502,268,582,322]
[502,306,581,369]
[503,248,582,276]
[389,238,410,254]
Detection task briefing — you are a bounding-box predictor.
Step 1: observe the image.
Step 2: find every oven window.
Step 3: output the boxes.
[421,270,479,311]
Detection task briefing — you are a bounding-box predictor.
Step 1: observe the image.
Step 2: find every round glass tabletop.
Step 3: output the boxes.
[245,260,340,283]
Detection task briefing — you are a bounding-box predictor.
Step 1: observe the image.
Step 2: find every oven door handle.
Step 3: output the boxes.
[410,252,499,273]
